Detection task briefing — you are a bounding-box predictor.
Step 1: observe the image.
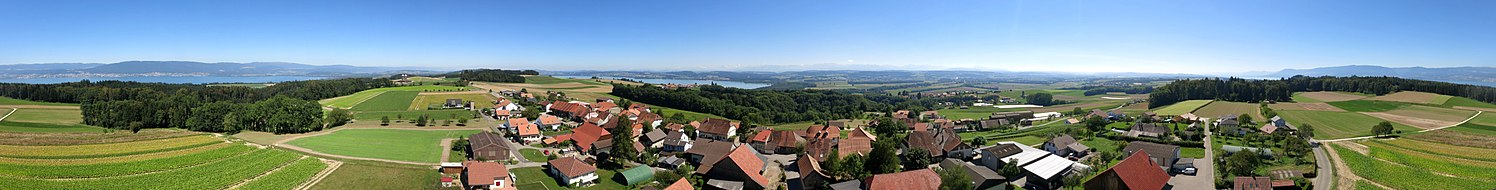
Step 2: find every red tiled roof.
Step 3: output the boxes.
[665,123,685,131]
[571,123,611,151]
[539,114,562,125]
[798,154,824,177]
[849,127,877,141]
[772,130,804,149]
[1235,176,1271,190]
[594,101,617,111]
[805,125,840,140]
[549,101,591,117]
[1111,150,1171,190]
[637,112,663,124]
[864,169,940,190]
[697,118,738,136]
[724,145,770,188]
[751,130,772,143]
[463,161,510,186]
[512,118,540,136]
[912,123,930,132]
[663,178,693,190]
[838,137,873,157]
[548,157,597,178]
[495,109,510,116]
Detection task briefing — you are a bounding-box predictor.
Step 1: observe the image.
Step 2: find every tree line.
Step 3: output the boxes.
[611,84,895,124]
[438,69,537,83]
[1064,85,1154,96]
[1,78,391,133]
[1149,75,1496,108]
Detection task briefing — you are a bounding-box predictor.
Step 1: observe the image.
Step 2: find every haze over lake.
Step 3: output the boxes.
[0,76,328,84]
[555,75,770,89]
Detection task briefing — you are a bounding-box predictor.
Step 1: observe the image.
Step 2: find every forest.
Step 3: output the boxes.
[1149,75,1496,108]
[439,69,537,83]
[0,78,391,133]
[611,84,895,124]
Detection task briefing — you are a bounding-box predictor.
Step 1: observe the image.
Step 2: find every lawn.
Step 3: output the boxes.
[1276,110,1419,139]
[1180,147,1205,158]
[1326,100,1411,112]
[1080,138,1119,153]
[286,129,481,163]
[0,96,78,106]
[311,160,441,190]
[408,93,497,110]
[1190,101,1264,121]
[511,166,629,190]
[320,85,471,108]
[991,135,1047,146]
[520,149,547,162]
[349,91,420,111]
[1152,100,1212,115]
[938,106,1032,120]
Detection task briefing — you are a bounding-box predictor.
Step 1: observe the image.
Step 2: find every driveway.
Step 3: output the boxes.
[1167,121,1215,190]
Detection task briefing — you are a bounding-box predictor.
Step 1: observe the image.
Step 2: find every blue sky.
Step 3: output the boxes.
[1,0,1492,73]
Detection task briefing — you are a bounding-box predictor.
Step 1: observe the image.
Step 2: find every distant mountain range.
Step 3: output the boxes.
[0,61,444,78]
[1253,65,1496,86]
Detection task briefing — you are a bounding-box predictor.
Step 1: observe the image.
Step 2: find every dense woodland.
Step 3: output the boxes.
[1149,76,1496,108]
[439,69,537,83]
[0,78,391,133]
[612,84,895,124]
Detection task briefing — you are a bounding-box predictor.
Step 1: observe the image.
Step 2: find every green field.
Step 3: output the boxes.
[353,109,477,121]
[1180,147,1205,158]
[520,149,547,162]
[409,93,496,110]
[1327,100,1411,112]
[1152,100,1212,115]
[0,97,78,106]
[349,91,420,111]
[1190,101,1264,121]
[0,144,251,178]
[319,85,471,109]
[311,160,440,190]
[1332,143,1494,190]
[511,167,627,190]
[937,106,1031,120]
[527,76,606,85]
[286,129,481,163]
[1442,96,1496,109]
[1276,110,1418,139]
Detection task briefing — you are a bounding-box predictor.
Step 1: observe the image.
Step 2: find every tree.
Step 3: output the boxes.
[1238,114,1254,125]
[1071,107,1085,116]
[610,114,638,165]
[670,113,687,124]
[1372,121,1395,137]
[326,108,352,128]
[522,106,541,120]
[1062,168,1089,190]
[867,139,901,174]
[822,150,842,179]
[1225,149,1262,176]
[999,158,1022,179]
[1026,93,1057,106]
[937,168,974,190]
[970,137,988,146]
[457,117,468,126]
[1084,115,1107,131]
[901,148,934,171]
[416,115,428,126]
[841,154,870,180]
[381,116,391,126]
[1283,137,1310,157]
[1298,123,1315,138]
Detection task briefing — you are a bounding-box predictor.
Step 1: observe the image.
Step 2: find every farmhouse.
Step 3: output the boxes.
[1125,123,1172,138]
[641,129,668,148]
[686,139,736,165]
[979,142,1087,189]
[463,161,516,190]
[547,157,599,187]
[569,123,612,153]
[838,128,874,157]
[905,127,966,157]
[696,118,740,141]
[1260,116,1296,135]
[444,98,467,109]
[697,145,774,190]
[1123,141,1180,169]
[1083,150,1171,190]
[547,101,592,121]
[796,154,828,190]
[469,132,513,161]
[513,118,541,143]
[494,99,519,111]
[862,169,940,190]
[1042,134,1090,159]
[537,114,563,130]
[661,131,693,152]
[990,111,1035,122]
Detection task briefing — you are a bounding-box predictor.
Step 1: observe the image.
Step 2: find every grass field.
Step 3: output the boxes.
[1275,110,1419,139]
[1361,105,1479,129]
[1190,101,1263,121]
[1442,96,1496,110]
[311,160,440,190]
[409,93,497,110]
[528,75,607,85]
[520,149,547,162]
[349,91,420,111]
[1291,91,1369,103]
[353,109,477,121]
[1152,100,1212,115]
[0,96,79,106]
[319,85,472,108]
[938,106,1032,120]
[0,108,105,133]
[511,166,627,190]
[1366,91,1453,105]
[286,129,481,163]
[1326,100,1411,112]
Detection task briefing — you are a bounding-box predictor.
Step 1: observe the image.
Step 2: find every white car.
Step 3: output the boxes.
[1178,167,1197,175]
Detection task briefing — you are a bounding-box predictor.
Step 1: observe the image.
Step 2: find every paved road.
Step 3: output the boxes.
[1167,120,1214,190]
[1311,144,1332,190]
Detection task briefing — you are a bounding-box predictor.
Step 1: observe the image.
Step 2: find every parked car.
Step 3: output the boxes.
[1177,167,1197,175]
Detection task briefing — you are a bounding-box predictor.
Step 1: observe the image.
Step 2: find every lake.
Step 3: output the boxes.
[555,75,770,89]
[0,76,329,84]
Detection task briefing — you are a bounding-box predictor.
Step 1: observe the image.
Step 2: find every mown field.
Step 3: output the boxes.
[1275,110,1419,139]
[1365,91,1452,105]
[511,166,628,190]
[310,159,439,190]
[1291,91,1369,103]
[0,134,329,189]
[0,96,79,106]
[0,108,108,133]
[1190,101,1263,121]
[349,91,420,111]
[286,129,481,163]
[408,93,496,110]
[1152,100,1212,115]
[319,85,471,109]
[937,106,1031,120]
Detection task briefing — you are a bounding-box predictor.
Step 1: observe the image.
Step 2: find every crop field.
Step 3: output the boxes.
[1275,110,1418,139]
[937,106,1032,120]
[1291,91,1369,103]
[0,134,329,190]
[238,158,329,190]
[0,129,201,146]
[0,135,220,159]
[1332,142,1495,190]
[352,109,477,121]
[1364,139,1496,162]
[1361,105,1478,129]
[1326,100,1411,112]
[1267,102,1346,112]
[1442,96,1496,111]
[1365,91,1452,105]
[349,91,419,111]
[319,85,471,109]
[1152,100,1212,115]
[0,108,107,133]
[1190,101,1263,121]
[1407,129,1496,149]
[286,129,481,163]
[408,93,497,110]
[0,96,78,106]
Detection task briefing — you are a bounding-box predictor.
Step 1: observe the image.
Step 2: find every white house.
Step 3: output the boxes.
[548,157,599,187]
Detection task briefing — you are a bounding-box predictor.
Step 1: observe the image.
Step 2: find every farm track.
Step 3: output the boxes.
[293,159,342,190]
[0,108,14,122]
[1325,142,1394,190]
[1317,111,1482,142]
[224,156,307,190]
[270,127,488,166]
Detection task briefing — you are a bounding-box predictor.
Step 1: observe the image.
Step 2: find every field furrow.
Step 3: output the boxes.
[0,148,301,189]
[0,144,254,178]
[0,135,221,158]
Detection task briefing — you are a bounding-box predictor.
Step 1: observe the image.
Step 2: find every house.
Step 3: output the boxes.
[494,99,520,111]
[1177,113,1201,122]
[548,157,599,187]
[661,131,694,152]
[830,180,863,190]
[440,162,464,175]
[656,156,686,169]
[1125,123,1172,138]
[493,110,512,120]
[862,169,940,190]
[838,130,874,157]
[570,123,612,153]
[1261,116,1295,135]
[593,101,618,113]
[804,125,840,140]
[893,110,911,119]
[445,99,466,109]
[920,110,941,120]
[771,130,806,154]
[664,123,686,132]
[463,161,516,190]
[980,119,1008,130]
[802,138,836,161]
[1234,176,1296,190]
[1217,115,1247,136]
[911,122,931,132]
[1083,150,1171,190]
[848,127,877,142]
[469,132,513,161]
[797,154,828,190]
[1065,118,1082,124]
[1123,141,1181,169]
[514,118,542,143]
[537,114,563,130]
[939,159,1005,190]
[394,78,412,85]
[1089,109,1109,119]
[642,129,669,148]
[1042,134,1090,159]
[827,120,849,130]
[663,178,694,190]
[547,101,592,121]
[686,139,736,165]
[979,142,1087,189]
[978,143,1023,171]
[697,145,774,190]
[749,130,772,153]
[905,127,966,157]
[634,112,665,128]
[697,118,740,141]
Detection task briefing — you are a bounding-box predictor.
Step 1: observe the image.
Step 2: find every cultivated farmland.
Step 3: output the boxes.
[0,108,107,133]
[285,129,481,163]
[1326,100,1411,112]
[1292,91,1369,103]
[1360,105,1478,129]
[1190,101,1263,121]
[0,135,221,158]
[0,134,334,190]
[1331,139,1496,190]
[408,93,497,110]
[1152,100,1212,115]
[349,91,419,111]
[1364,91,1452,105]
[1275,110,1419,139]
[1267,102,1346,112]
[319,85,472,109]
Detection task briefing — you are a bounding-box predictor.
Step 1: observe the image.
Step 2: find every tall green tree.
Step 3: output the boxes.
[1372,121,1395,136]
[937,168,974,190]
[867,139,901,174]
[610,114,637,165]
